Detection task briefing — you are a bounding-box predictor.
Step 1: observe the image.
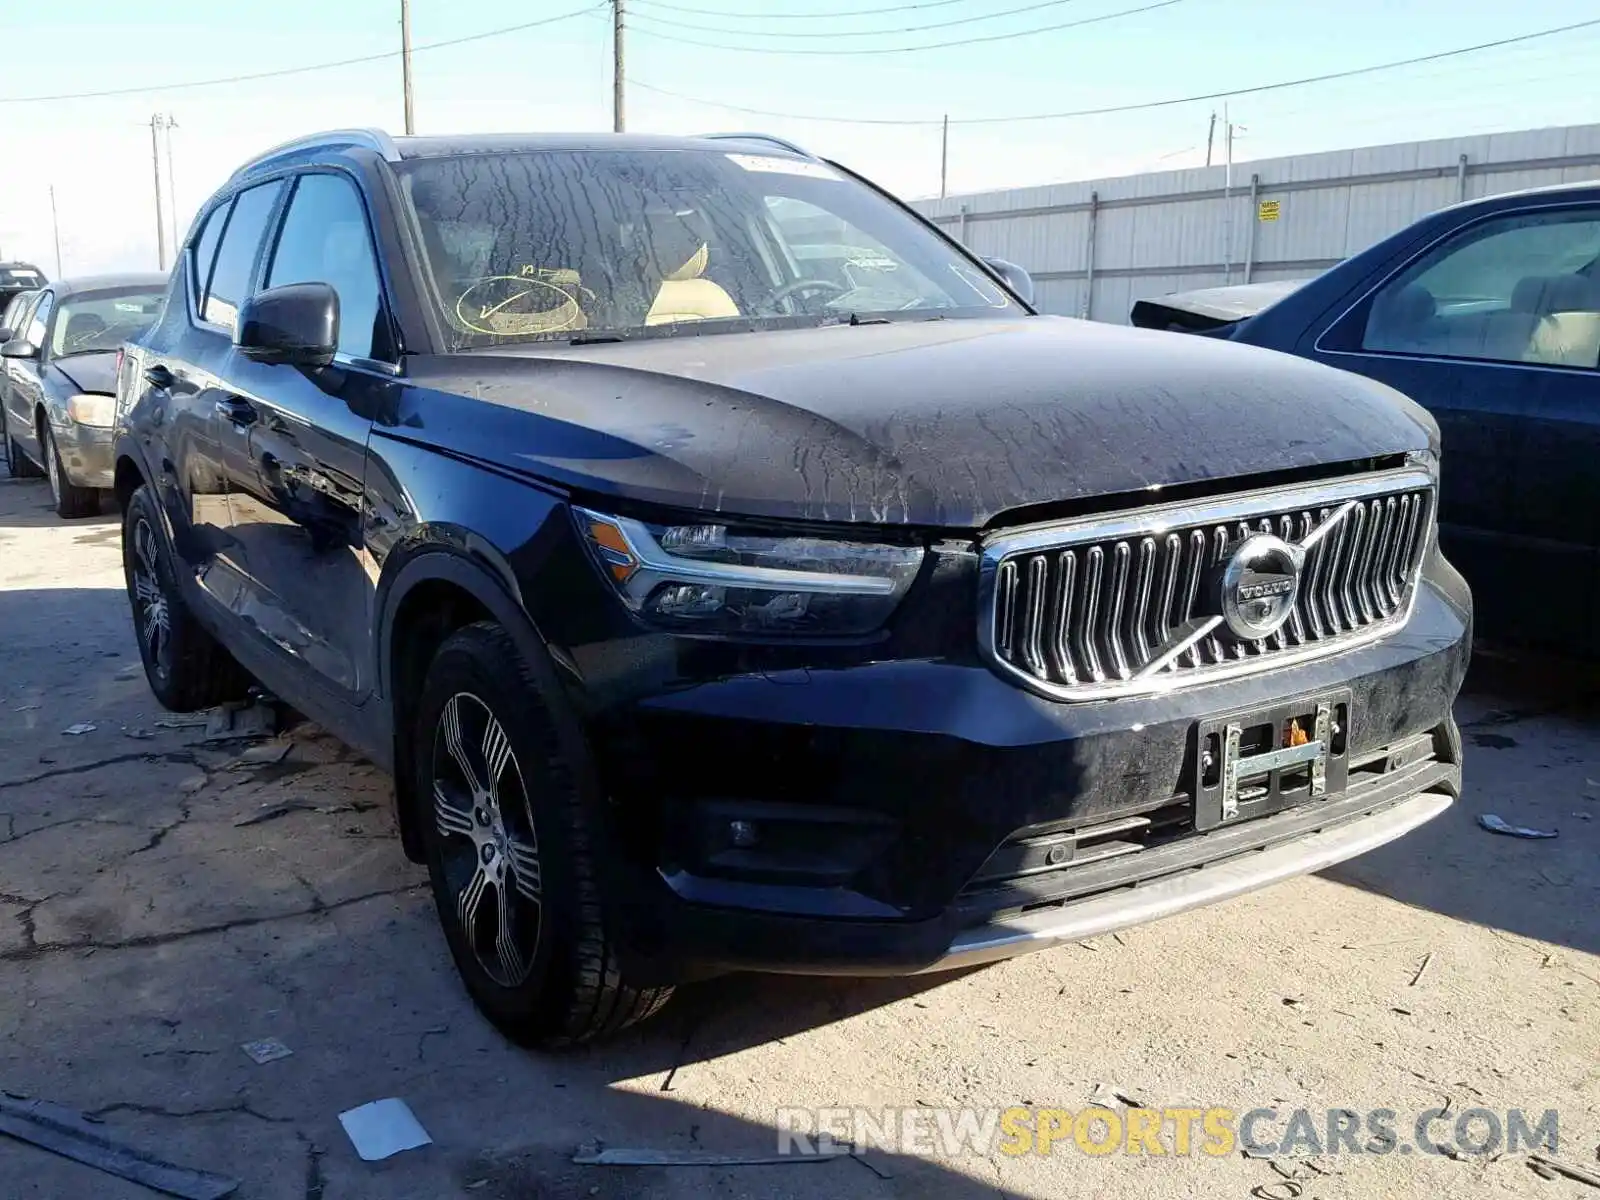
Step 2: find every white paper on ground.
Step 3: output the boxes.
[338,1098,432,1161]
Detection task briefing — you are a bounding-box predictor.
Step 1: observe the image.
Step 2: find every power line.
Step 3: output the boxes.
[625,0,1182,54]
[632,15,1600,124]
[628,0,1090,39]
[0,4,604,105]
[633,0,976,19]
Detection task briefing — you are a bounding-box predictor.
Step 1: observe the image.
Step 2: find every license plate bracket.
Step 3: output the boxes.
[1193,689,1351,831]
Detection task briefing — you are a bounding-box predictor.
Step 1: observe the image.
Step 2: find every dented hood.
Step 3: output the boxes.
[405,316,1434,529]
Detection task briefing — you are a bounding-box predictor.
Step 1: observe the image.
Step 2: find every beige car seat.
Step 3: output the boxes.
[646,242,739,326]
[1515,274,1600,368]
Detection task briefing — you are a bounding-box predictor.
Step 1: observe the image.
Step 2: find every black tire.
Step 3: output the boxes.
[43,423,100,518]
[414,621,672,1046]
[122,484,251,711]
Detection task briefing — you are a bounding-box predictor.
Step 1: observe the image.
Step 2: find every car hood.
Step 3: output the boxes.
[406,316,1435,529]
[51,351,117,395]
[1129,280,1314,332]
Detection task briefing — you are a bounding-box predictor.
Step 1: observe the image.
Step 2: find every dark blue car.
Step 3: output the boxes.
[1132,182,1600,653]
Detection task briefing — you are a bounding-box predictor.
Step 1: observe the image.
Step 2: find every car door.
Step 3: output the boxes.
[136,180,286,613]
[216,169,392,700]
[0,290,41,452]
[5,289,54,465]
[1306,204,1600,650]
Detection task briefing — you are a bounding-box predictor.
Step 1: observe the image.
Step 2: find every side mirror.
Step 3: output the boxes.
[236,282,338,368]
[982,256,1035,307]
[0,338,39,359]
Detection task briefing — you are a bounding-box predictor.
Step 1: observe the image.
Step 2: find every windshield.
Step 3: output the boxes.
[397,148,1018,347]
[50,288,165,358]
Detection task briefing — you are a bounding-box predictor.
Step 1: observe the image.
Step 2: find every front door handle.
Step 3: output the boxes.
[214,396,257,426]
[143,364,174,389]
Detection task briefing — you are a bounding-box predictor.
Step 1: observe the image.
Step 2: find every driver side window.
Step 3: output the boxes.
[266,172,387,361]
[1362,209,1600,369]
[26,292,54,349]
[763,196,935,307]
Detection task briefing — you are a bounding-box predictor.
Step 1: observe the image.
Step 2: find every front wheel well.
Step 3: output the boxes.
[114,456,146,513]
[388,578,495,860]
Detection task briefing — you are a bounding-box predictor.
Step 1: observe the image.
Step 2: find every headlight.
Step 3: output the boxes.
[577,507,923,635]
[66,393,116,428]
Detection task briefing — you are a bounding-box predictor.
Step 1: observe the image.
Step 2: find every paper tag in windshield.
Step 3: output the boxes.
[726,154,840,181]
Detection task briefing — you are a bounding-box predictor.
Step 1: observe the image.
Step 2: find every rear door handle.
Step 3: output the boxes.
[143,364,174,389]
[214,395,257,425]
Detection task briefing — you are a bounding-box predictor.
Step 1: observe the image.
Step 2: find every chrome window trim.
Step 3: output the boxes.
[978,467,1435,703]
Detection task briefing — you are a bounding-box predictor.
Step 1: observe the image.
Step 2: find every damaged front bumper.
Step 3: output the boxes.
[589,557,1470,982]
[52,418,115,489]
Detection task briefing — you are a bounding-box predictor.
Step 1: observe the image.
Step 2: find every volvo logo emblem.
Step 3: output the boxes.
[1219,534,1303,641]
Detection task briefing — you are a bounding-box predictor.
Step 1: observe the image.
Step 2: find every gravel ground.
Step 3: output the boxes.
[1,462,1596,1200]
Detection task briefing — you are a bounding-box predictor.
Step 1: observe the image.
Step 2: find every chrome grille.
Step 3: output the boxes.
[983,469,1435,700]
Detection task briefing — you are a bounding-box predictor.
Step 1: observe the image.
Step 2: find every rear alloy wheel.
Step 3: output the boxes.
[122,484,251,711]
[43,423,99,517]
[416,622,672,1045]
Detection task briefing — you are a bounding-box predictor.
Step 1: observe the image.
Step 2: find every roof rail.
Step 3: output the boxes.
[231,128,401,180]
[697,131,812,157]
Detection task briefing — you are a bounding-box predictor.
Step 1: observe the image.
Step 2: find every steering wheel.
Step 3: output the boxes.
[764,278,848,310]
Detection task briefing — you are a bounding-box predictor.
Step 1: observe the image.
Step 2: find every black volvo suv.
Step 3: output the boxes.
[114,129,1470,1045]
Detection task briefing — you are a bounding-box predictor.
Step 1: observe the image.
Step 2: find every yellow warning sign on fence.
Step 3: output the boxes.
[1257,200,1281,222]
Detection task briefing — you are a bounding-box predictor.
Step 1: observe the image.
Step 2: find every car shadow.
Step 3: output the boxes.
[0,473,114,530]
[1320,647,1600,956]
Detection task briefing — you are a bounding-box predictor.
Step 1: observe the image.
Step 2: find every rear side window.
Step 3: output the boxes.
[1362,209,1600,369]
[203,181,284,330]
[1,291,31,334]
[189,202,228,311]
[266,173,386,360]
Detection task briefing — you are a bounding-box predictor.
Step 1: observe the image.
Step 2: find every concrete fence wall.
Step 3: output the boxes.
[911,123,1600,323]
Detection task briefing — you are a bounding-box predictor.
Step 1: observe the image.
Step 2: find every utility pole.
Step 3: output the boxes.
[1205,111,1217,167]
[612,0,625,132]
[939,113,949,200]
[1222,104,1235,284]
[164,116,180,250]
[49,186,63,278]
[400,0,416,134]
[150,113,168,271]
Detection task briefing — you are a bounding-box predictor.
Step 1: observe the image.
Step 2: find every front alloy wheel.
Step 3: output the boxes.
[415,622,672,1045]
[43,424,99,517]
[431,692,545,988]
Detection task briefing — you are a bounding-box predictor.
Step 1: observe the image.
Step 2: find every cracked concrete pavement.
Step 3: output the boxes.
[2,463,1598,1200]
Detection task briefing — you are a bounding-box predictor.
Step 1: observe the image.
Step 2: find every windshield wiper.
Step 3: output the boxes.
[567,333,626,345]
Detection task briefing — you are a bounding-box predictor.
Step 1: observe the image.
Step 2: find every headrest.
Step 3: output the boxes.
[1512,274,1596,315]
[1375,282,1436,330]
[65,312,106,339]
[641,205,711,282]
[661,243,709,283]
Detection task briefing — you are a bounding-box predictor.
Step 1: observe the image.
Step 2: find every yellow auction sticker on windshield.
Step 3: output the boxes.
[725,153,840,181]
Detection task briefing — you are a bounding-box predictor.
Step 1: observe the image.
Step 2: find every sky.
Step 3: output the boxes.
[1,0,1597,276]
